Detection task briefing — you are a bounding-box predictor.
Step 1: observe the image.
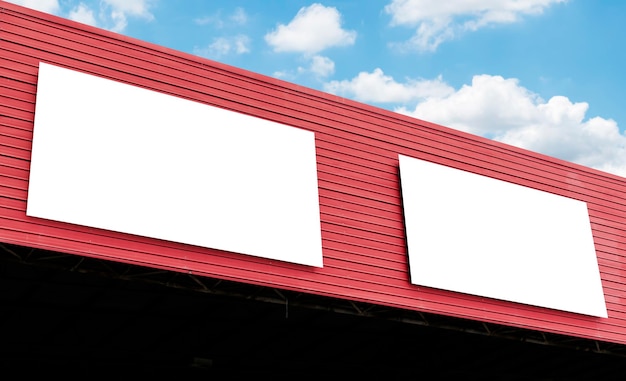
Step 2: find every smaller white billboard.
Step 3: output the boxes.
[27,62,323,267]
[399,154,607,318]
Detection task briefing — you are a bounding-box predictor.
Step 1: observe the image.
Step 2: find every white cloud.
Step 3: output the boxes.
[272,70,293,80]
[106,11,128,32]
[193,35,251,59]
[231,7,247,25]
[5,0,154,33]
[101,0,154,18]
[324,68,454,103]
[385,0,566,52]
[100,0,154,33]
[4,0,60,14]
[309,55,335,78]
[194,13,221,26]
[396,74,626,177]
[68,3,97,27]
[271,56,335,80]
[265,3,356,55]
[195,7,248,27]
[232,35,251,54]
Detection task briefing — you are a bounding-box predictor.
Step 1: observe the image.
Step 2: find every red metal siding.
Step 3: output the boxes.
[2,2,626,343]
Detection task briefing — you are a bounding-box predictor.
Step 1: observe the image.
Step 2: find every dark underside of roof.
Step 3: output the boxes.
[1,243,625,380]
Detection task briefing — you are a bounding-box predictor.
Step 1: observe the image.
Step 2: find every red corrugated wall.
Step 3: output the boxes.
[2,2,626,343]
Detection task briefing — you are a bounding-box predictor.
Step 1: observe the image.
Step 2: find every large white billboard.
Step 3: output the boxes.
[27,62,323,267]
[399,154,607,317]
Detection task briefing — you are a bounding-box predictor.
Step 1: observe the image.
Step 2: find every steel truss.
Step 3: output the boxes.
[2,241,625,358]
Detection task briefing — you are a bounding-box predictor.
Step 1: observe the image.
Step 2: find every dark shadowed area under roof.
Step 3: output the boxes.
[2,243,626,379]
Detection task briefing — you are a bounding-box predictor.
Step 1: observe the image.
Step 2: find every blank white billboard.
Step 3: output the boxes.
[27,62,323,267]
[399,154,607,317]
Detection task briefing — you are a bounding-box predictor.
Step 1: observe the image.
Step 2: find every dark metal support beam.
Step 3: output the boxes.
[2,242,625,358]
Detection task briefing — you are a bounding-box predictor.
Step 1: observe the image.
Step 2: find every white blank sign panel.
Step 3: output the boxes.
[27,62,323,267]
[399,155,607,317]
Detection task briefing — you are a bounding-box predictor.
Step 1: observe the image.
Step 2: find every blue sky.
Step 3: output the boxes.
[6,0,626,177]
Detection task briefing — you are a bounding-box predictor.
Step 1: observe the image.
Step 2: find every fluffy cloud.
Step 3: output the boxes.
[4,0,60,13]
[192,7,250,60]
[102,0,153,17]
[309,55,335,78]
[195,7,248,27]
[265,3,356,55]
[100,0,155,32]
[324,68,454,103]
[193,35,251,59]
[10,0,155,33]
[272,55,335,80]
[385,0,566,52]
[397,75,626,177]
[230,7,247,25]
[68,3,97,27]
